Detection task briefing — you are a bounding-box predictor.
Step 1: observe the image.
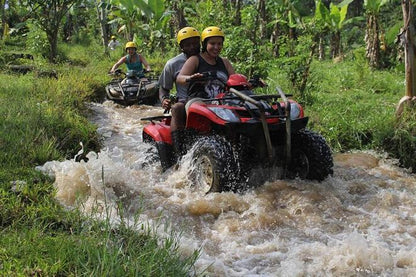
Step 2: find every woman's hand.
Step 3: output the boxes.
[186,73,204,82]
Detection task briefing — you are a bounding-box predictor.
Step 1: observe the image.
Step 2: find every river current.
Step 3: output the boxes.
[37,101,416,276]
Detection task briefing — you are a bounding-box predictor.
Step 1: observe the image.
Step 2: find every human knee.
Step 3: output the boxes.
[171,102,186,117]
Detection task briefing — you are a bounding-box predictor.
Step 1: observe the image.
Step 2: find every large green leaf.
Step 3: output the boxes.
[315,0,329,24]
[364,0,382,13]
[329,3,340,30]
[338,0,354,8]
[147,0,164,20]
[136,0,153,18]
[385,21,402,45]
[339,4,348,28]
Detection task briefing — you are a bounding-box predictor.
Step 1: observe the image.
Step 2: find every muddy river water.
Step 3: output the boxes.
[37,101,416,276]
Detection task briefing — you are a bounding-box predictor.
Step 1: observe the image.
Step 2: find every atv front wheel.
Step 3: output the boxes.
[188,136,238,193]
[289,129,333,181]
[143,133,175,171]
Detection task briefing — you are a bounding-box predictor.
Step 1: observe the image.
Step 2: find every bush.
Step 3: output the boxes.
[25,20,49,60]
[382,105,416,171]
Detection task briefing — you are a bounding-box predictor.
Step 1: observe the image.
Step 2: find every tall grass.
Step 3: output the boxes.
[0,42,200,275]
[268,59,404,151]
[0,72,99,167]
[266,55,416,170]
[0,188,199,276]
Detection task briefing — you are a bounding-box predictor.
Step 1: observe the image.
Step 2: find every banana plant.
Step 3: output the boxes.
[146,0,173,52]
[314,0,330,59]
[363,0,390,68]
[314,0,353,59]
[108,0,152,41]
[268,0,303,57]
[96,0,111,51]
[108,0,171,52]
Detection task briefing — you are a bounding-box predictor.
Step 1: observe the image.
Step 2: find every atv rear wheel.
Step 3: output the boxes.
[289,129,333,181]
[188,136,238,193]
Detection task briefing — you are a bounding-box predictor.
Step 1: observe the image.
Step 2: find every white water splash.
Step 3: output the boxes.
[36,101,416,276]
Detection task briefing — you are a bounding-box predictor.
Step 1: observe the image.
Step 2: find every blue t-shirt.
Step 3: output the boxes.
[126,54,144,77]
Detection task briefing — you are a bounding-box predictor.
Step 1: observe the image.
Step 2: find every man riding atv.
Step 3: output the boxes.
[170,26,234,159]
[158,26,201,161]
[142,69,333,193]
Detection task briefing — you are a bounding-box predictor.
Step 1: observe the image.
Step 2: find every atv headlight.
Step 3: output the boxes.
[290,102,301,119]
[208,107,240,122]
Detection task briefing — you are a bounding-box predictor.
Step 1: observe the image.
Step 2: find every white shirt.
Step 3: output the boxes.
[108,40,120,50]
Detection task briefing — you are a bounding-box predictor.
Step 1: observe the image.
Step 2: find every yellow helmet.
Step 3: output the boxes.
[177,27,200,45]
[125,41,137,50]
[111,35,116,39]
[201,26,224,42]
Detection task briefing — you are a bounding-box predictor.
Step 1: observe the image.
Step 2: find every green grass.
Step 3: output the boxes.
[268,59,404,150]
[0,189,199,275]
[0,42,200,276]
[266,57,415,170]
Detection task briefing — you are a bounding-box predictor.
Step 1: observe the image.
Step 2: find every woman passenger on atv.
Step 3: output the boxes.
[176,26,235,99]
[110,41,151,79]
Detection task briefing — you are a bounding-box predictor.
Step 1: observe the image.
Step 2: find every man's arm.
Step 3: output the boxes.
[159,86,171,110]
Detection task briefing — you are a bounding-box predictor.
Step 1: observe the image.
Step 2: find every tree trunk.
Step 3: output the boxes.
[318,35,325,60]
[171,1,187,31]
[47,30,59,63]
[258,0,266,39]
[0,0,5,40]
[330,31,341,59]
[96,1,109,54]
[29,0,77,63]
[299,40,318,95]
[365,14,380,68]
[288,27,296,57]
[402,0,415,98]
[270,22,280,57]
[233,0,241,26]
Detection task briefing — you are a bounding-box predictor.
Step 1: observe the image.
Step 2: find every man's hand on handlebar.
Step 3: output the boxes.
[162,95,177,113]
[162,97,171,110]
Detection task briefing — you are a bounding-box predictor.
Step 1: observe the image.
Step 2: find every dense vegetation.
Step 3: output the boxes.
[1,0,415,275]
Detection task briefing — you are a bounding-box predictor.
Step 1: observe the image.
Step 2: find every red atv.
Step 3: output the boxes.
[142,72,333,193]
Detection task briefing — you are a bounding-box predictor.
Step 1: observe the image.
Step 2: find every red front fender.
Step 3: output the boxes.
[143,122,172,144]
[186,102,227,133]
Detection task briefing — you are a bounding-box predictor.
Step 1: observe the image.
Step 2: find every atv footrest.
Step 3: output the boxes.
[141,115,172,121]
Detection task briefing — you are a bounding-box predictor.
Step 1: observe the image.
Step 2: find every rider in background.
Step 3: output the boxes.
[110,41,151,78]
[159,27,201,159]
[176,26,234,99]
[108,35,120,51]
